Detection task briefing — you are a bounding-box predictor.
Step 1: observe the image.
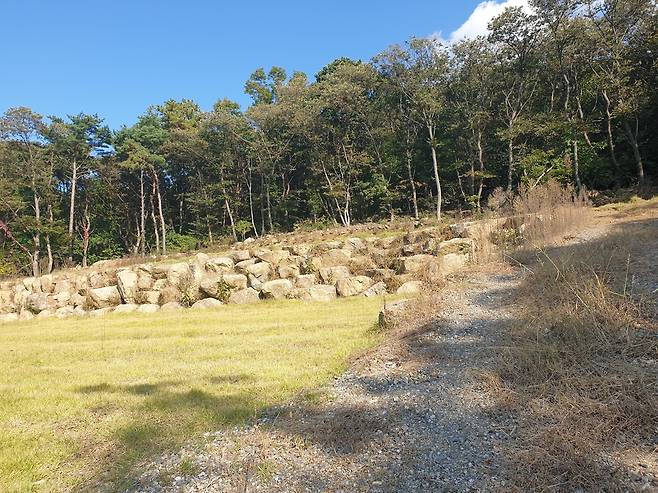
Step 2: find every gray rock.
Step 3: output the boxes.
[89,285,121,308]
[137,304,159,314]
[113,303,139,314]
[336,276,375,297]
[206,256,235,273]
[244,262,271,282]
[191,298,223,310]
[294,274,317,288]
[117,269,139,303]
[228,288,260,304]
[26,293,50,313]
[160,302,184,312]
[396,281,423,295]
[297,284,337,302]
[363,281,387,297]
[319,266,351,284]
[222,273,248,290]
[260,279,293,300]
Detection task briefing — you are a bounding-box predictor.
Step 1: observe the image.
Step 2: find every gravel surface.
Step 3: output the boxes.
[129,270,522,493]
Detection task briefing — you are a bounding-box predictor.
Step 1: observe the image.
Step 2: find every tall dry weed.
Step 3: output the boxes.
[489,225,658,491]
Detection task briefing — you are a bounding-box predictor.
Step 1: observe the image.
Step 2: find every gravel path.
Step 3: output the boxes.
[131,269,522,493]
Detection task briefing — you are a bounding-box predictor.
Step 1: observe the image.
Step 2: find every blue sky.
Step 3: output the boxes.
[2,0,522,130]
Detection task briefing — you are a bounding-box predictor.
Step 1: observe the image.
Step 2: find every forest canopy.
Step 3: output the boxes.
[1,0,656,277]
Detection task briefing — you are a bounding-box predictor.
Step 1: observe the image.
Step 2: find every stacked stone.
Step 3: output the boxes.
[0,227,473,323]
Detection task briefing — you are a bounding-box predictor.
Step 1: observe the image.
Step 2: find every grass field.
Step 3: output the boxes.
[0,297,385,492]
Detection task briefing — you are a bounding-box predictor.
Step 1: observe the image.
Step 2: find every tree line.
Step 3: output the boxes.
[1,0,656,277]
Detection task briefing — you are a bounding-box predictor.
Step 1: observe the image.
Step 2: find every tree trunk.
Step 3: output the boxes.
[152,170,167,255]
[602,89,621,186]
[246,167,259,238]
[265,175,273,232]
[68,159,77,263]
[623,118,645,187]
[31,193,41,277]
[46,204,54,274]
[150,183,160,254]
[81,203,90,268]
[428,123,442,221]
[506,124,514,195]
[139,169,146,256]
[405,131,419,220]
[573,138,582,190]
[476,128,485,212]
[224,197,237,241]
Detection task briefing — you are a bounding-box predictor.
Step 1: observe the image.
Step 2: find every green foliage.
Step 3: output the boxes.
[166,231,199,253]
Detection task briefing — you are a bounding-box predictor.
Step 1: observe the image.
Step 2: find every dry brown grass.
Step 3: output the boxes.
[474,180,592,264]
[488,214,658,491]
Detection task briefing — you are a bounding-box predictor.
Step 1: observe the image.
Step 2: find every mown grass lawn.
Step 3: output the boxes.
[0,297,385,492]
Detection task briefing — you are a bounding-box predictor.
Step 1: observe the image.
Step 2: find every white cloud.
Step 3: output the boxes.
[433,0,532,45]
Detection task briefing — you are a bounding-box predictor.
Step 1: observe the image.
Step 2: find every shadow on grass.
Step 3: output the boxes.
[73,381,258,492]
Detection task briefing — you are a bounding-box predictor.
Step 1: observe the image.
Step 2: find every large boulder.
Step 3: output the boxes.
[222,273,248,290]
[278,264,300,279]
[160,301,184,312]
[199,275,230,301]
[114,304,139,314]
[378,299,412,328]
[22,277,40,292]
[55,306,76,319]
[89,286,121,308]
[158,286,181,305]
[25,293,50,314]
[363,281,387,297]
[89,307,113,318]
[401,254,435,273]
[235,258,258,272]
[206,256,234,273]
[136,268,155,290]
[336,276,374,297]
[137,304,159,314]
[0,313,19,324]
[260,279,293,300]
[166,263,192,288]
[228,288,260,304]
[245,262,271,282]
[294,274,316,288]
[117,270,139,303]
[289,244,311,256]
[229,250,251,262]
[53,279,73,295]
[87,272,107,289]
[439,253,469,274]
[319,266,351,284]
[36,309,55,319]
[142,290,161,305]
[40,275,54,294]
[297,285,337,302]
[345,237,366,251]
[191,298,223,310]
[53,291,72,307]
[396,281,423,295]
[437,238,474,255]
[320,249,352,267]
[70,293,86,307]
[18,310,35,321]
[256,249,289,265]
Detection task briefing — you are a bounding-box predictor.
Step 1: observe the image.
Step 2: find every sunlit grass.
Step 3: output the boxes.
[0,297,384,492]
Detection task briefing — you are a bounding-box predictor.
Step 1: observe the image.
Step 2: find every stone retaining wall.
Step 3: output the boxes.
[0,226,473,323]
